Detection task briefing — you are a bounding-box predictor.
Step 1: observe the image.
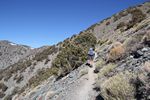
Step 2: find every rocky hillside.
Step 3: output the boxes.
[0,1,150,100]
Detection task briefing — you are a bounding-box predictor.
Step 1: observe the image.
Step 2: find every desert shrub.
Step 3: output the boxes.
[126,8,146,30]
[124,32,145,53]
[86,24,98,32]
[52,32,96,78]
[146,9,150,13]
[134,20,149,32]
[100,72,135,100]
[113,10,128,22]
[33,45,58,62]
[106,40,113,45]
[132,72,150,100]
[118,10,128,17]
[0,92,5,98]
[0,83,8,92]
[107,42,125,62]
[115,22,126,30]
[94,59,105,73]
[98,63,116,78]
[106,21,110,25]
[113,15,118,22]
[52,43,85,77]
[70,34,77,40]
[74,32,96,48]
[95,59,105,69]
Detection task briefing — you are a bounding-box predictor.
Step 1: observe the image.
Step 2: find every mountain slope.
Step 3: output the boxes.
[0,40,32,69]
[0,1,150,100]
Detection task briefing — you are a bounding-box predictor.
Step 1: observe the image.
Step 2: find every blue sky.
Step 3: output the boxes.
[0,0,147,48]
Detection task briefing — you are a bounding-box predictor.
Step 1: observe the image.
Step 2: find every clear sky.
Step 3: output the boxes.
[0,0,148,48]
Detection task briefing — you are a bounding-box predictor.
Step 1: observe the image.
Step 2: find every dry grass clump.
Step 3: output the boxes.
[95,59,105,69]
[95,59,105,73]
[98,63,116,78]
[107,42,125,62]
[79,68,88,77]
[100,71,135,100]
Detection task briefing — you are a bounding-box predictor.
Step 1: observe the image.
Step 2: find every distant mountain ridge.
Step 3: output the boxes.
[0,40,32,69]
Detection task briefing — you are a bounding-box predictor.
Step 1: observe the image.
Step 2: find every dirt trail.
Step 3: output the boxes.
[75,55,97,100]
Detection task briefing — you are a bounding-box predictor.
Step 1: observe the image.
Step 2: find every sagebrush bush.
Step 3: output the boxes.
[100,72,135,100]
[107,42,125,62]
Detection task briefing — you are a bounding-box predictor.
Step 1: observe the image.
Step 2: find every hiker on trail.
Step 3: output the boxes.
[87,48,95,67]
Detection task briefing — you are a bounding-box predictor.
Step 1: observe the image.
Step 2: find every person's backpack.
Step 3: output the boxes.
[88,48,95,56]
